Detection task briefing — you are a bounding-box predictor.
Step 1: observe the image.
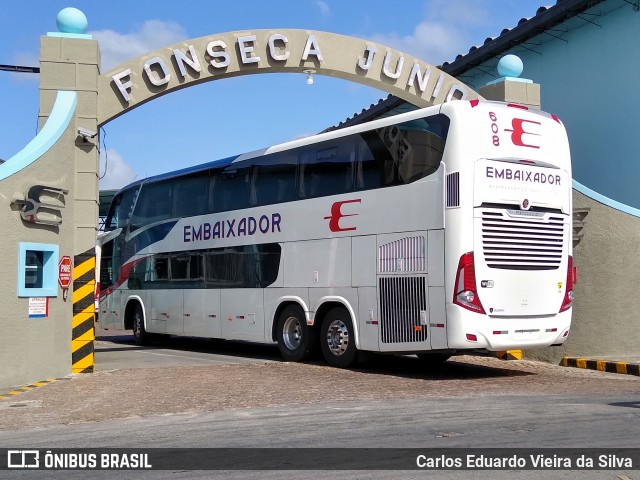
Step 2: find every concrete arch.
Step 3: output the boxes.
[97,29,480,125]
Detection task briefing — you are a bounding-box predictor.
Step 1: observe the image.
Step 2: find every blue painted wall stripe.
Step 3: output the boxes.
[573,180,640,219]
[0,90,77,181]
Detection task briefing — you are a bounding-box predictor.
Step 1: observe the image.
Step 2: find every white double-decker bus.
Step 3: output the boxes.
[97,100,574,368]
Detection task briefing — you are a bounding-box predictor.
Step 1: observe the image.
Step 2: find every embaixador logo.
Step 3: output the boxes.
[324,199,361,232]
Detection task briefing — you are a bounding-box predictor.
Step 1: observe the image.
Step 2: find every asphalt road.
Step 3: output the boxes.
[2,395,639,480]
[0,332,638,480]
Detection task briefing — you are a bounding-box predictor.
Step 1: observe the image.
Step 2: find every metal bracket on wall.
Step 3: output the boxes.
[622,0,640,12]
[573,207,591,248]
[11,185,68,226]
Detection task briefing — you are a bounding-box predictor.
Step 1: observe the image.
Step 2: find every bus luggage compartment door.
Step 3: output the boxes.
[377,274,431,351]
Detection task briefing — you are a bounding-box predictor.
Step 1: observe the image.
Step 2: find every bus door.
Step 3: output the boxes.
[97,233,117,328]
[146,255,174,335]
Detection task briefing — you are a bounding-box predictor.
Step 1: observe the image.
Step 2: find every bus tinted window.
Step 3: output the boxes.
[131,180,174,228]
[174,172,210,218]
[170,253,204,285]
[204,244,281,288]
[361,114,450,188]
[154,256,169,281]
[99,239,114,288]
[251,155,298,206]
[212,166,251,212]
[299,137,355,198]
[127,244,281,290]
[108,113,449,227]
[105,187,139,231]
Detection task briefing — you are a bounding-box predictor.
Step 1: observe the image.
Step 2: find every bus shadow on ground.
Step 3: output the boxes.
[96,332,283,361]
[96,332,533,381]
[348,353,534,380]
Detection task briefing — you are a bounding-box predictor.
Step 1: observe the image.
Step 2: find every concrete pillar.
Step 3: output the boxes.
[39,9,100,374]
[479,54,540,109]
[40,35,100,254]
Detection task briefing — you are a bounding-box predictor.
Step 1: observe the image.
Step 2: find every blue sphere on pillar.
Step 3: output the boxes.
[56,7,88,34]
[497,54,524,78]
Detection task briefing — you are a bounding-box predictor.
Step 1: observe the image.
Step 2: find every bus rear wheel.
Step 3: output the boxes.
[276,305,317,362]
[320,307,358,368]
[132,305,150,346]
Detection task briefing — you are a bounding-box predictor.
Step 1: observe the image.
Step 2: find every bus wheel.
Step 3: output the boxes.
[276,305,317,362]
[132,305,150,346]
[416,353,451,364]
[320,307,358,368]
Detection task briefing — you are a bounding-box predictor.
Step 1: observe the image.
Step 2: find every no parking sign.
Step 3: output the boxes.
[58,255,72,289]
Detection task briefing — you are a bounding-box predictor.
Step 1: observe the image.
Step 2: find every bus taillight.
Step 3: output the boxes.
[453,252,485,314]
[559,255,574,312]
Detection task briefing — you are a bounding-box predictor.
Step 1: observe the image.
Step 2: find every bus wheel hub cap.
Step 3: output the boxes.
[283,316,302,350]
[327,320,349,356]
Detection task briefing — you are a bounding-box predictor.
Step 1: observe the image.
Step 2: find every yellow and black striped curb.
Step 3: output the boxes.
[562,357,640,377]
[495,350,523,360]
[0,378,59,401]
[72,248,96,374]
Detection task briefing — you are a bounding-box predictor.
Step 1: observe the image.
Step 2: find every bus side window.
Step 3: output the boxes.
[128,257,147,290]
[173,172,210,218]
[212,167,251,212]
[360,130,396,187]
[99,239,114,289]
[363,115,450,187]
[251,155,298,206]
[204,249,244,288]
[168,253,203,288]
[299,139,354,198]
[154,256,169,282]
[356,135,384,190]
[170,255,190,281]
[397,129,446,183]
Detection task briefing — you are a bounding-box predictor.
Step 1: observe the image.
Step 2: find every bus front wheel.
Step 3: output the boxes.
[320,307,358,368]
[276,305,317,362]
[132,305,150,346]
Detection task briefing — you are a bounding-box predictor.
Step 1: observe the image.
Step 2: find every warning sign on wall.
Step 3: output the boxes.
[28,297,49,318]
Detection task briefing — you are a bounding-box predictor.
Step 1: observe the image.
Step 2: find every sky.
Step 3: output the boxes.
[0,0,549,190]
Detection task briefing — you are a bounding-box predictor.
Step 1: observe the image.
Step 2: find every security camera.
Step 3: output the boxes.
[77,127,98,139]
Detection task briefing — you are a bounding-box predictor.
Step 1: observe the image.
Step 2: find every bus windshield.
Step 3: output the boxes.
[105,186,139,231]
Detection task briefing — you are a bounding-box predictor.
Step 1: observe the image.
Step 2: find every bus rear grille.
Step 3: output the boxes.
[379,276,427,343]
[481,210,566,270]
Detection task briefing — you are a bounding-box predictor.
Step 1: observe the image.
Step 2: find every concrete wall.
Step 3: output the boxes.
[532,190,640,362]
[0,35,99,390]
[0,130,75,389]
